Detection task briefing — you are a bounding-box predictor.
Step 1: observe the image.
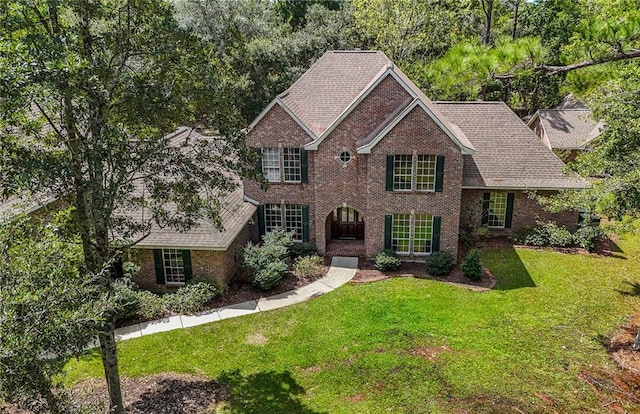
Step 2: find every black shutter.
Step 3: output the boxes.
[505,193,515,228]
[182,250,192,282]
[153,249,165,284]
[435,155,445,192]
[255,148,263,175]
[300,148,308,183]
[432,216,441,252]
[385,155,394,191]
[384,215,392,250]
[481,192,491,226]
[302,205,310,242]
[257,204,266,239]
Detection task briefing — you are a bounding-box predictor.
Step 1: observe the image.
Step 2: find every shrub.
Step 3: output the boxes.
[516,221,573,247]
[425,251,455,276]
[293,254,324,277]
[112,277,141,321]
[375,249,402,271]
[573,226,602,251]
[461,249,483,281]
[163,281,218,315]
[459,225,489,248]
[289,243,318,259]
[243,229,293,290]
[543,222,573,247]
[252,260,290,290]
[136,290,166,320]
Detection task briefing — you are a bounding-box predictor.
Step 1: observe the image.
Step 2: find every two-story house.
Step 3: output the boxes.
[244,50,588,259]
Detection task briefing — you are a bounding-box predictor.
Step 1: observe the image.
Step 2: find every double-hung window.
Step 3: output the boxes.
[260,147,305,183]
[264,203,304,242]
[153,249,192,285]
[387,154,442,192]
[482,192,515,229]
[389,213,435,255]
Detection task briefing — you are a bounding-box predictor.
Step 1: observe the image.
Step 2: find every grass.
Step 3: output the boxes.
[66,235,640,413]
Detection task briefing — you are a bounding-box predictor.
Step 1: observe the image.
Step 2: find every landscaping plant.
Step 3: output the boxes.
[243,229,293,290]
[163,282,219,315]
[425,251,456,276]
[293,255,324,277]
[375,249,402,271]
[461,249,483,281]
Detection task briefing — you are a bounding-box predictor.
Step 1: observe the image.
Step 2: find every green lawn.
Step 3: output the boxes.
[66,235,640,413]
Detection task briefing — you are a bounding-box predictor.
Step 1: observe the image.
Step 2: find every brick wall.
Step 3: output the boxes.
[132,225,251,292]
[460,189,579,235]
[244,72,464,258]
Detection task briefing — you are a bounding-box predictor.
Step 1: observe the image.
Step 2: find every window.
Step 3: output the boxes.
[391,214,433,255]
[487,192,508,228]
[415,155,436,191]
[261,147,303,183]
[262,148,281,182]
[163,249,185,284]
[391,154,438,192]
[338,151,352,165]
[283,148,301,182]
[264,203,304,241]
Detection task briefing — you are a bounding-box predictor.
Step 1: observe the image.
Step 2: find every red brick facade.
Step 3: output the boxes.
[132,225,250,292]
[460,190,579,235]
[245,73,465,258]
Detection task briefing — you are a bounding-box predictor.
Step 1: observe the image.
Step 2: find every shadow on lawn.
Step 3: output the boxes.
[617,281,640,297]
[219,369,326,414]
[487,247,536,291]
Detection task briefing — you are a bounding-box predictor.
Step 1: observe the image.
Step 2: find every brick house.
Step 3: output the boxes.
[244,50,588,259]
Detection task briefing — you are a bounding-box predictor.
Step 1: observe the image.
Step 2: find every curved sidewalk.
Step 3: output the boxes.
[115,256,359,342]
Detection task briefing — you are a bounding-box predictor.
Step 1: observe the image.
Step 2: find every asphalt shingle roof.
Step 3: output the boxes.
[536,109,604,150]
[435,102,589,189]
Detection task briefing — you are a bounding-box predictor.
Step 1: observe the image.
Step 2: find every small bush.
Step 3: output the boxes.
[516,221,573,247]
[293,255,324,277]
[461,249,483,281]
[459,226,489,248]
[112,277,141,321]
[289,243,318,259]
[136,290,166,320]
[252,260,289,290]
[163,282,218,315]
[375,249,402,271]
[573,226,602,251]
[244,229,293,291]
[425,251,455,276]
[544,222,573,247]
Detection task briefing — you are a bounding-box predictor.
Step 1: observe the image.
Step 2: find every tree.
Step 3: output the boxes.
[0,1,254,412]
[0,214,102,414]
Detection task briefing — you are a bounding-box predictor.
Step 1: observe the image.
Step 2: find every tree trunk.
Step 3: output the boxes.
[633,329,640,351]
[99,320,125,414]
[511,0,520,40]
[481,0,494,46]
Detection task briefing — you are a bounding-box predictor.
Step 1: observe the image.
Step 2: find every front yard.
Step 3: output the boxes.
[66,235,640,413]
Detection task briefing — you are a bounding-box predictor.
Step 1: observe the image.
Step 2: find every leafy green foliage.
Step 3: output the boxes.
[515,221,573,247]
[289,242,318,259]
[136,291,167,321]
[461,249,483,281]
[0,215,101,413]
[293,254,324,278]
[425,251,456,276]
[374,249,402,271]
[163,282,219,315]
[573,226,602,251]
[459,225,489,248]
[243,229,293,290]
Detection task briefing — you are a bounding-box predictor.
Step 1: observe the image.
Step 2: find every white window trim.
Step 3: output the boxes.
[262,147,302,184]
[392,154,437,193]
[487,192,508,229]
[162,249,186,285]
[264,202,303,242]
[392,213,434,256]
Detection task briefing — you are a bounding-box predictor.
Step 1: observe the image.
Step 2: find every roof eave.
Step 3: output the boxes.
[249,98,317,141]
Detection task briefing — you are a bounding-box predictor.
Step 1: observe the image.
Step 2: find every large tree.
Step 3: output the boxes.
[0,1,254,412]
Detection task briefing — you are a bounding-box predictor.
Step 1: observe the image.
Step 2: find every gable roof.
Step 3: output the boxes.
[250,50,474,154]
[529,109,604,150]
[436,102,589,190]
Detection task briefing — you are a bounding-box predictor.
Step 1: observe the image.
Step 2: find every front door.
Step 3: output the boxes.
[331,207,364,240]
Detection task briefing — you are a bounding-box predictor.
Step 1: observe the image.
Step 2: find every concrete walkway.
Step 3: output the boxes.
[114,256,359,342]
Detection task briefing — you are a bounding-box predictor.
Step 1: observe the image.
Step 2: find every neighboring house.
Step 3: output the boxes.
[528,98,604,162]
[244,50,588,259]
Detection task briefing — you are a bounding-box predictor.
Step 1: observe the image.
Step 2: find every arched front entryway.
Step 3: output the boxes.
[325,207,364,240]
